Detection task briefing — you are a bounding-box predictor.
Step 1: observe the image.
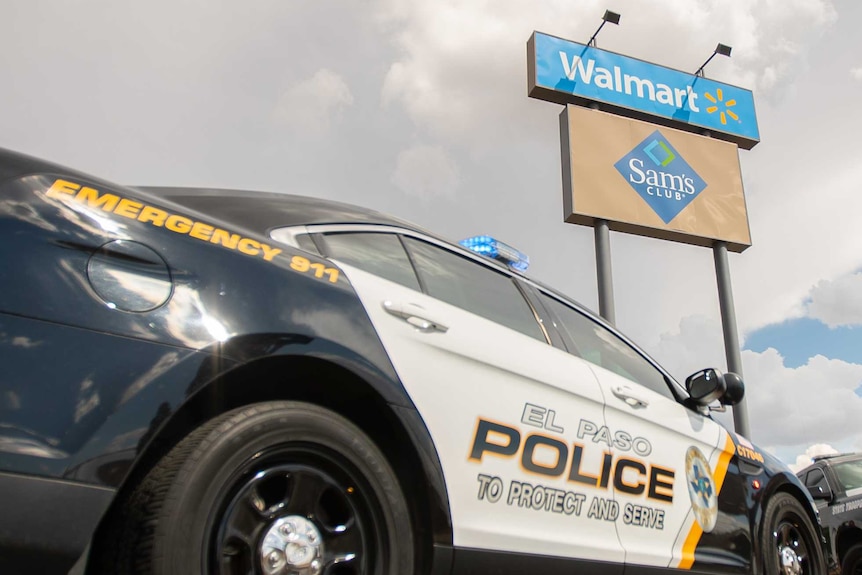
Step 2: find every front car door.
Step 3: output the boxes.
[535,290,740,572]
[309,227,626,569]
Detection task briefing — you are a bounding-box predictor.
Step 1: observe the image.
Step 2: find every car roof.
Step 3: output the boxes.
[140,187,421,235]
[0,147,428,235]
[813,452,862,465]
[797,452,862,476]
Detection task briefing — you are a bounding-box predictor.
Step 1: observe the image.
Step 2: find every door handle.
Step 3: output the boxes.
[382,301,448,333]
[611,385,649,408]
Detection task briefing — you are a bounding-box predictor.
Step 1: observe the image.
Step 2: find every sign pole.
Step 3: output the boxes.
[713,241,751,438]
[595,219,616,325]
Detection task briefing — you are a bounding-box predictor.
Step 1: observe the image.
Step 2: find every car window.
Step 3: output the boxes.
[833,460,862,493]
[321,232,421,291]
[538,292,676,400]
[401,237,546,342]
[805,468,830,491]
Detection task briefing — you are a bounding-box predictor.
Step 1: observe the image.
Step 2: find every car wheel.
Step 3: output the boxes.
[843,544,862,575]
[102,401,414,575]
[761,492,825,575]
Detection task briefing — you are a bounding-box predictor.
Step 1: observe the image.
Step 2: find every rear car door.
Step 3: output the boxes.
[536,291,737,571]
[311,228,625,568]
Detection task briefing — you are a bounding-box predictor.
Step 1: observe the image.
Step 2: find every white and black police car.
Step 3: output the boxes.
[0,148,825,575]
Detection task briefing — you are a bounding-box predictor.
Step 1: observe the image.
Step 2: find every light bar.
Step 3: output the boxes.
[460,235,530,272]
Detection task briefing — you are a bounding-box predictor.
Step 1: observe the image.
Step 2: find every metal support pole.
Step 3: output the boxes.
[713,241,751,438]
[595,219,616,325]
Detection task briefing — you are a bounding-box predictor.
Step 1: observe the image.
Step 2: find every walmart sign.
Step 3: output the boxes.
[528,32,759,149]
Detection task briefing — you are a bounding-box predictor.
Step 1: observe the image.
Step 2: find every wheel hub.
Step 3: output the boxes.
[779,545,802,575]
[260,516,323,575]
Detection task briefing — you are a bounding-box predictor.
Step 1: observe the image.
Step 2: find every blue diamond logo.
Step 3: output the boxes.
[614,131,707,224]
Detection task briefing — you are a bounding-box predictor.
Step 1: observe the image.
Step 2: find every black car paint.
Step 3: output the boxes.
[0,148,452,573]
[708,445,823,575]
[798,454,862,575]
[0,147,824,575]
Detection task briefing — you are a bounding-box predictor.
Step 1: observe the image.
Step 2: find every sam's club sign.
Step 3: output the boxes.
[528,32,759,149]
[615,131,706,224]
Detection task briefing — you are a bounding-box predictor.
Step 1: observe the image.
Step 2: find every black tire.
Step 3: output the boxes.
[100,401,414,575]
[761,492,825,575]
[843,544,862,575]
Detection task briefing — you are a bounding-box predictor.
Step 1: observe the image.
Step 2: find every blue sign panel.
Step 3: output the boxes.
[529,32,759,148]
[614,130,707,224]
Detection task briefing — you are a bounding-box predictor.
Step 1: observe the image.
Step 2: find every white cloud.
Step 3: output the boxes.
[805,272,862,328]
[735,161,862,333]
[851,67,862,80]
[391,144,460,200]
[649,315,862,458]
[788,443,838,473]
[377,0,837,147]
[743,350,862,448]
[273,68,354,132]
[725,0,837,93]
[649,314,727,384]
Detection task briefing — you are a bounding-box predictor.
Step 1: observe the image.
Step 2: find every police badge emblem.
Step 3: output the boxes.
[686,446,718,533]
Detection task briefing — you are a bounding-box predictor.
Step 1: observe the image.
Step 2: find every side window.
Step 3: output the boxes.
[805,468,830,492]
[539,292,676,400]
[833,460,862,493]
[321,232,421,291]
[402,237,546,342]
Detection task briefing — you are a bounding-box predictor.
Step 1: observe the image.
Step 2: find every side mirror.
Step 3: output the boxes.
[721,372,745,406]
[806,484,833,502]
[685,368,726,406]
[685,369,745,407]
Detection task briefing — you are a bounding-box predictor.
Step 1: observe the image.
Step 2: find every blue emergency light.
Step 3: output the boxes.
[460,235,530,272]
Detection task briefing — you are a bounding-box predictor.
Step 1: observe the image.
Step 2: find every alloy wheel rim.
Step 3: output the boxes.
[774,515,811,575]
[209,446,378,575]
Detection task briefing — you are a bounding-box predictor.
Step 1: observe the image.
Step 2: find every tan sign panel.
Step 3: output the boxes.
[561,105,751,252]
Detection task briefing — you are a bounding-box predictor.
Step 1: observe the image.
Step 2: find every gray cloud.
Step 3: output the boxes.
[391,144,461,200]
[788,443,838,473]
[806,272,862,328]
[272,69,354,133]
[1,0,861,462]
[378,0,837,149]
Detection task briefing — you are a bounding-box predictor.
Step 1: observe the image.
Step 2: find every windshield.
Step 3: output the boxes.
[833,460,862,493]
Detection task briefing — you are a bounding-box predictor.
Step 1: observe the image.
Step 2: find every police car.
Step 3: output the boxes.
[0,147,825,575]
[797,453,862,575]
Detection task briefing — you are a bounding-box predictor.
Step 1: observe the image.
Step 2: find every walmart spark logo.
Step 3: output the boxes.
[614,131,707,224]
[704,88,739,126]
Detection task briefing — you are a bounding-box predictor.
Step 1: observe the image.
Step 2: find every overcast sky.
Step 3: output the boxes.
[2,0,860,469]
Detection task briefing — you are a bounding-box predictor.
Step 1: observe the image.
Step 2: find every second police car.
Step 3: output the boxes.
[798,453,862,575]
[0,148,826,575]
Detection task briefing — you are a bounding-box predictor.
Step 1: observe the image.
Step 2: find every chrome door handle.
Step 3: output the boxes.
[382,301,448,333]
[611,385,649,408]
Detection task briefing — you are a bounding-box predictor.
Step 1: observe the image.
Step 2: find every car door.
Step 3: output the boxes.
[536,291,737,571]
[313,228,625,568]
[803,466,832,510]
